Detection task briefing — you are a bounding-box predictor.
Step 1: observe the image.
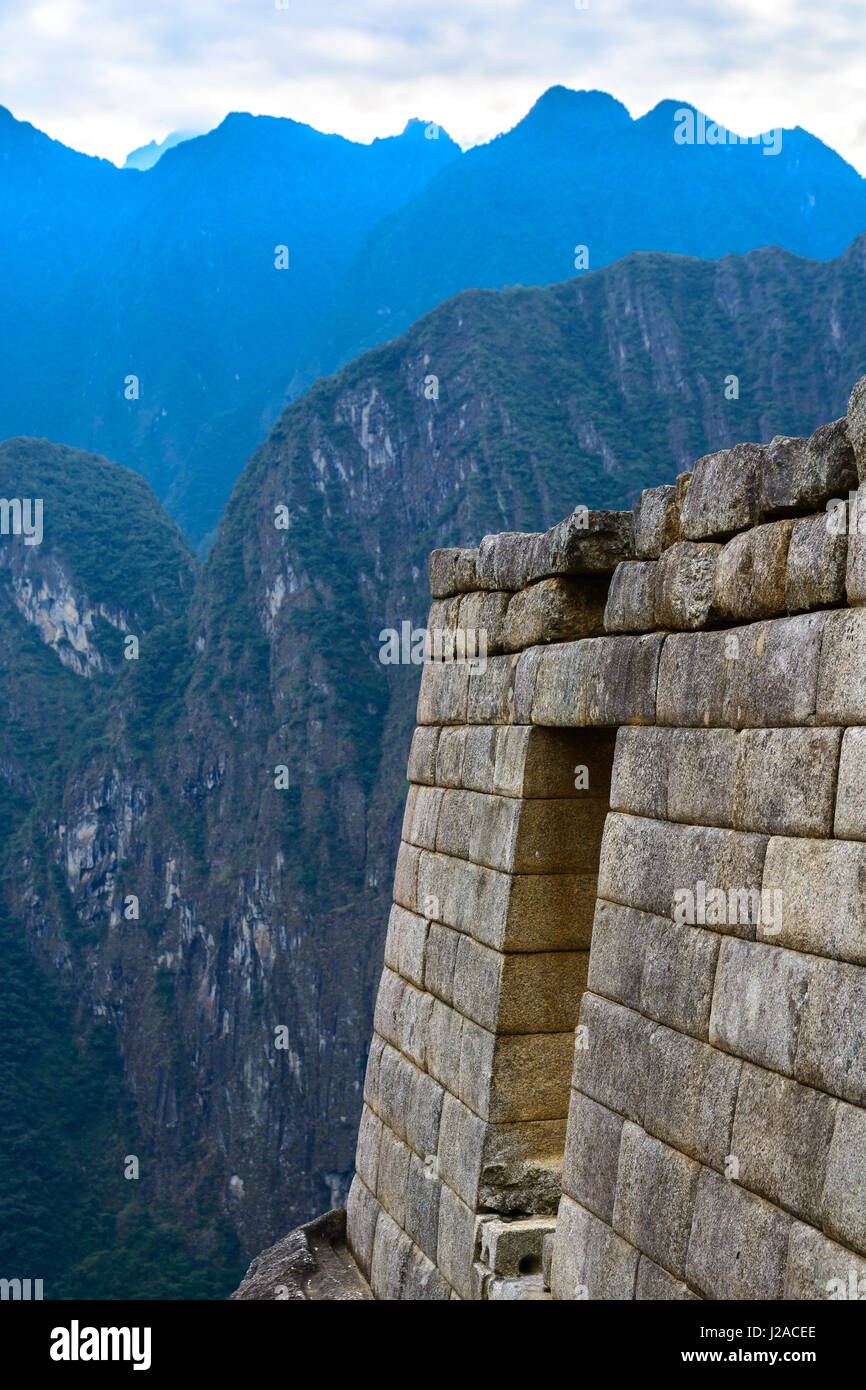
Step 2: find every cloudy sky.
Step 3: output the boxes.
[0,0,864,171]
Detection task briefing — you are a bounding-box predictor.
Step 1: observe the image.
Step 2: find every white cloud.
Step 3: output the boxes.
[0,0,862,173]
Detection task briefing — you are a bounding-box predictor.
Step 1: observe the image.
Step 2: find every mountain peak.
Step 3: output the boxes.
[516,86,632,135]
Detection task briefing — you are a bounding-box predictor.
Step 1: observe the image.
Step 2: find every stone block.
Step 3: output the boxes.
[355,1104,383,1194]
[384,904,428,989]
[785,512,847,612]
[476,532,537,591]
[654,541,722,630]
[760,836,866,965]
[405,1152,442,1263]
[460,725,497,793]
[817,608,866,724]
[834,728,866,839]
[369,1208,413,1301]
[550,1194,638,1300]
[561,1088,625,1221]
[393,842,420,912]
[376,1043,413,1140]
[757,434,807,516]
[597,812,767,936]
[795,957,866,1107]
[609,726,670,819]
[377,1126,411,1225]
[479,1216,556,1278]
[730,1063,837,1225]
[457,589,510,654]
[571,993,654,1125]
[437,1092,565,1212]
[712,520,794,622]
[423,922,459,1006]
[459,1023,576,1124]
[504,576,607,651]
[846,486,866,606]
[796,416,857,509]
[785,1221,866,1300]
[603,561,658,634]
[363,1032,385,1110]
[407,726,439,785]
[655,629,734,728]
[634,1256,699,1300]
[429,547,479,599]
[401,784,444,851]
[485,1274,551,1300]
[848,375,866,481]
[346,1175,379,1281]
[634,484,680,559]
[612,1122,701,1278]
[821,1102,866,1257]
[434,726,466,789]
[406,1068,445,1160]
[680,442,764,540]
[732,727,841,837]
[425,997,463,1095]
[639,910,721,1039]
[401,1245,453,1301]
[685,1167,792,1300]
[525,509,634,583]
[493,725,615,801]
[531,634,663,727]
[466,653,518,725]
[416,657,470,725]
[709,938,814,1075]
[644,1023,741,1168]
[452,935,588,1035]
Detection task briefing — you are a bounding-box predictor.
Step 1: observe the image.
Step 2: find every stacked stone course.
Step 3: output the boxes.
[344,376,866,1300]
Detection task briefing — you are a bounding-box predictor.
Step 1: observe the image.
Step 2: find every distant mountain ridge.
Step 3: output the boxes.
[1,88,865,545]
[3,233,866,1296]
[123,129,202,170]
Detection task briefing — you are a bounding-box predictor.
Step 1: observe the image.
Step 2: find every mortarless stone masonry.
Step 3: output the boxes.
[234,375,866,1301]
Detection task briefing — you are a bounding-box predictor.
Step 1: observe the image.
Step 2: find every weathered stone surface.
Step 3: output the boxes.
[732,727,841,837]
[436,1175,482,1298]
[571,993,654,1125]
[795,957,866,1106]
[363,1032,385,1111]
[609,726,670,819]
[429,547,479,598]
[531,634,663,727]
[603,561,658,634]
[760,836,866,966]
[709,938,814,1075]
[416,657,471,725]
[401,1245,453,1301]
[437,1092,565,1210]
[644,1024,741,1168]
[475,532,534,591]
[817,609,866,724]
[525,509,634,582]
[680,442,764,540]
[406,1067,445,1159]
[232,1209,373,1301]
[393,841,420,911]
[451,936,588,1035]
[685,1168,792,1300]
[654,541,721,630]
[355,1104,383,1194]
[561,1088,624,1222]
[479,1216,556,1278]
[848,374,866,481]
[844,484,866,605]
[407,725,439,785]
[485,1273,551,1300]
[436,787,607,875]
[612,1123,700,1278]
[839,722,866,839]
[712,520,794,622]
[784,1221,866,1300]
[504,576,607,650]
[346,1177,379,1281]
[456,589,510,653]
[597,812,767,937]
[796,416,857,509]
[657,614,826,728]
[635,1256,699,1301]
[634,484,680,559]
[588,900,720,1040]
[550,1194,638,1300]
[757,434,807,516]
[785,512,847,612]
[376,1043,413,1140]
[405,1152,442,1263]
[370,1207,413,1300]
[466,653,518,724]
[821,1102,866,1256]
[459,725,497,793]
[730,1063,837,1225]
[377,1126,411,1226]
[666,728,739,828]
[425,998,462,1095]
[492,725,615,801]
[432,725,466,788]
[460,1024,575,1123]
[401,784,443,851]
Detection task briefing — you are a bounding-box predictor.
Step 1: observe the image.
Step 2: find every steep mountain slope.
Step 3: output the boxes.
[1,89,865,547]
[4,237,866,1296]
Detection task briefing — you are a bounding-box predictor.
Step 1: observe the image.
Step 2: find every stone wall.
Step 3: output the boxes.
[345,374,866,1300]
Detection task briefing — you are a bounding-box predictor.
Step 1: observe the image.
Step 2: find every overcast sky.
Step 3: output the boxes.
[0,0,864,172]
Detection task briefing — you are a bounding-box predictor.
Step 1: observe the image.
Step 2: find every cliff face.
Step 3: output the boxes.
[4,239,866,1296]
[326,374,866,1301]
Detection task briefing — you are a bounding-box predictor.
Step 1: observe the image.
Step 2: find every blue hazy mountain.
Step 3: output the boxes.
[1,87,864,545]
[122,129,202,170]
